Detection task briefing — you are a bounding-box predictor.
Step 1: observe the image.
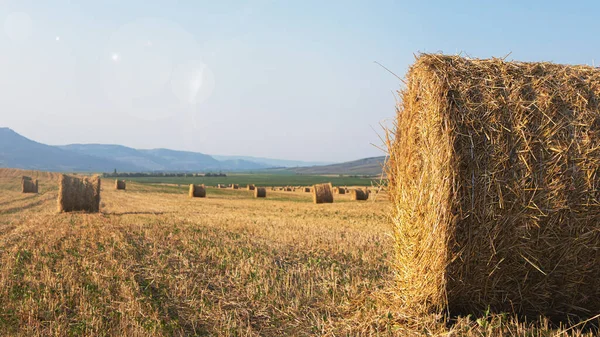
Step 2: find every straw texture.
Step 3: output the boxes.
[387,54,600,320]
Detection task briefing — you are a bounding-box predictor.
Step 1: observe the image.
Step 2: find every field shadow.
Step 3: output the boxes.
[0,194,38,207]
[0,198,48,214]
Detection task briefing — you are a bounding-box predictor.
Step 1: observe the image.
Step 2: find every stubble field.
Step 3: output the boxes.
[0,171,394,336]
[0,170,597,336]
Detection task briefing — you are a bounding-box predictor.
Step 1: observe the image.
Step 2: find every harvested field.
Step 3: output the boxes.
[0,169,597,336]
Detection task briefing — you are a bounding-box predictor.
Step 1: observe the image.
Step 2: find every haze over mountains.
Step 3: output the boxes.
[0,128,383,174]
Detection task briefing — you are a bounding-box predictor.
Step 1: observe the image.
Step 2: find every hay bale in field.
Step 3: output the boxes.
[21,176,38,193]
[350,188,368,200]
[57,174,101,213]
[254,187,266,198]
[189,184,206,198]
[303,187,311,193]
[335,187,346,195]
[231,184,239,190]
[115,179,126,190]
[247,184,256,191]
[312,183,333,204]
[387,54,600,320]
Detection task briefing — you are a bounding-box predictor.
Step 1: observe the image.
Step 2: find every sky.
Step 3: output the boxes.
[1,1,599,162]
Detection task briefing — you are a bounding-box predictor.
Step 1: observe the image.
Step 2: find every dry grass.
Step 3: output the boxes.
[0,170,597,336]
[387,54,600,320]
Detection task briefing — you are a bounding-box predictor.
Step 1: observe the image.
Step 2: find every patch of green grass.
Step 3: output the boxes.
[114,173,380,187]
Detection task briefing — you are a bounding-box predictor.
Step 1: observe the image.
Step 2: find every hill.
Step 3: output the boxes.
[0,128,139,172]
[0,128,314,172]
[288,156,386,176]
[211,155,330,168]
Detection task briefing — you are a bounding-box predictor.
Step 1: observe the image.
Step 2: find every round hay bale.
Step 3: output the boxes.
[21,176,38,193]
[189,184,206,198]
[303,187,311,193]
[247,184,256,191]
[231,184,239,190]
[387,54,600,319]
[57,174,101,213]
[350,188,368,200]
[254,187,266,198]
[312,183,333,204]
[115,179,126,190]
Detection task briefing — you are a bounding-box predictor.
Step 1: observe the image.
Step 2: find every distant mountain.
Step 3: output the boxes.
[1,127,376,173]
[59,144,168,171]
[210,155,330,168]
[59,145,269,171]
[0,128,309,172]
[59,144,225,171]
[289,156,386,176]
[0,128,139,172]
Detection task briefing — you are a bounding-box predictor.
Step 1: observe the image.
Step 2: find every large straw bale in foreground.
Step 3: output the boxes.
[21,176,38,193]
[254,187,266,198]
[387,54,600,320]
[115,180,126,190]
[57,175,101,213]
[312,183,333,204]
[189,184,206,198]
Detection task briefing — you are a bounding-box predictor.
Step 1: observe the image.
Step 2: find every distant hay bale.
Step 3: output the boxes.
[217,184,225,189]
[115,180,126,190]
[284,187,292,192]
[387,54,600,319]
[350,188,368,200]
[303,187,311,193]
[21,176,38,193]
[312,183,333,204]
[334,187,346,195]
[231,184,239,190]
[57,174,101,213]
[247,184,256,191]
[189,184,206,198]
[254,187,266,198]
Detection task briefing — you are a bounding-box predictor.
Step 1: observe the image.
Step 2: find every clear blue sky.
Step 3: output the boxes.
[1,1,599,162]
